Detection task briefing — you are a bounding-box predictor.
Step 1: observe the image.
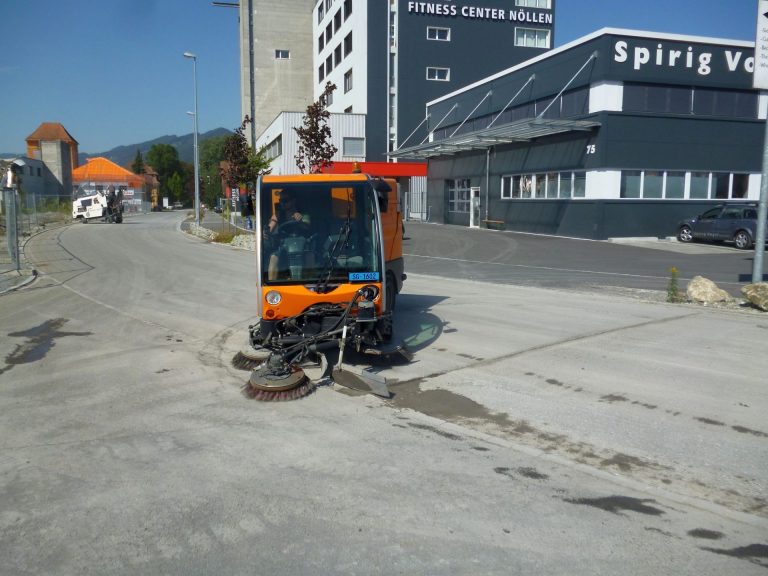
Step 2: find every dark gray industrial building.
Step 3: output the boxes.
[392,28,763,239]
[315,0,557,162]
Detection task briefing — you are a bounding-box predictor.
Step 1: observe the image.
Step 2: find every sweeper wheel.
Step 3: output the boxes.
[244,366,315,401]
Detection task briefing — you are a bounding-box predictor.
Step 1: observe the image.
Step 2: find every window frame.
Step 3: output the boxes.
[514,27,551,49]
[342,137,365,157]
[447,179,472,213]
[427,26,451,41]
[426,66,450,82]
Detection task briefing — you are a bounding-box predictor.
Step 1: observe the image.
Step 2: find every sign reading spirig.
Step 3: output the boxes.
[754,0,768,89]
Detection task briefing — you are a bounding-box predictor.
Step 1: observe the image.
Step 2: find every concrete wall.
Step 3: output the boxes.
[40,141,72,198]
[241,0,315,143]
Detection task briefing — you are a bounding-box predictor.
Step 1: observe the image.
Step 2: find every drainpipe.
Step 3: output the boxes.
[485,147,491,223]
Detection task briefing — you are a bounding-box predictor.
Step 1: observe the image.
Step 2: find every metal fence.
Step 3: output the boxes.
[1,192,71,274]
[1,188,20,273]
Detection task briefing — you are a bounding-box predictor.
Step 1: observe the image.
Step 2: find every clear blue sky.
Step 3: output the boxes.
[0,0,758,155]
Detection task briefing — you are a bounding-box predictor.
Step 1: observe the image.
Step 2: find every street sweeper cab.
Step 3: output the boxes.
[234,172,409,400]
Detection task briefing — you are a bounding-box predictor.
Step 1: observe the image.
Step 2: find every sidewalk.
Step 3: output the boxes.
[0,213,70,294]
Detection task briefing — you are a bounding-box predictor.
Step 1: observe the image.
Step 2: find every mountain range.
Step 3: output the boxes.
[77,128,232,167]
[2,128,231,168]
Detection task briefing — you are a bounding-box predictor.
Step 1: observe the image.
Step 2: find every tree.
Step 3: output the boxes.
[167,172,183,203]
[294,82,338,174]
[221,116,271,190]
[146,144,182,198]
[131,149,145,174]
[199,135,228,208]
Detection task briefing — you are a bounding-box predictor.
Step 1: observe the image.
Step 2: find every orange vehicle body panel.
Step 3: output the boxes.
[259,174,404,321]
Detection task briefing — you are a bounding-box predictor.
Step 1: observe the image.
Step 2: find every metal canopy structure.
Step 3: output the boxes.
[389,117,601,159]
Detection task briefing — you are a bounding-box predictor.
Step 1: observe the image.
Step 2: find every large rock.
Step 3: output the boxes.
[741,282,768,311]
[686,276,729,304]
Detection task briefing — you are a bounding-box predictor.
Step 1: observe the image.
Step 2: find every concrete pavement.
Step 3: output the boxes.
[2,213,767,574]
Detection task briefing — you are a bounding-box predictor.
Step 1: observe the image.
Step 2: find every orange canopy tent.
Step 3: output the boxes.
[72,157,144,188]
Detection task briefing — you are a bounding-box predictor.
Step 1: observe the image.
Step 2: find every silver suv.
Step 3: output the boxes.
[677,204,763,249]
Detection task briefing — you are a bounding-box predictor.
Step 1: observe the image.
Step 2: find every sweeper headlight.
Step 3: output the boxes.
[265,290,282,305]
[359,285,379,301]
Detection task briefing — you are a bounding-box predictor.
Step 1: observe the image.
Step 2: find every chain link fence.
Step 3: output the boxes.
[1,191,70,274]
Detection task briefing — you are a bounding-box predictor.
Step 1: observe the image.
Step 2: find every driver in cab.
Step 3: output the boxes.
[265,191,312,280]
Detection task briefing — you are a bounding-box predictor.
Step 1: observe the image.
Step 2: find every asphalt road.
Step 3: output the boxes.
[402,221,760,296]
[1,212,766,575]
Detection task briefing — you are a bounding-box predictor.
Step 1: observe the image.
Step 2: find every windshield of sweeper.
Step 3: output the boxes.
[259,181,382,286]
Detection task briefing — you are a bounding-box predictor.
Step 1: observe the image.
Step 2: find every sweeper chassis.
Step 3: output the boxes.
[235,288,411,400]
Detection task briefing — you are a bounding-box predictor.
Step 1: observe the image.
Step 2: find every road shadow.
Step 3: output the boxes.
[394,292,449,353]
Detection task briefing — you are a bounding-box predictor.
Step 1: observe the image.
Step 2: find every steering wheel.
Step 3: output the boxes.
[277,219,310,236]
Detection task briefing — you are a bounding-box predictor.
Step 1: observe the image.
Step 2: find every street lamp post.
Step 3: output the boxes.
[183,51,200,226]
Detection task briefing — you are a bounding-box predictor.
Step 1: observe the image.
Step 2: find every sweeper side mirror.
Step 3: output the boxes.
[371,178,391,212]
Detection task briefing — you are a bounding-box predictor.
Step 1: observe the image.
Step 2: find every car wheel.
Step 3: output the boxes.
[677,225,693,243]
[733,230,752,250]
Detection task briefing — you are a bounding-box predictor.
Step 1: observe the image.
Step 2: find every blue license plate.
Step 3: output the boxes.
[349,272,380,282]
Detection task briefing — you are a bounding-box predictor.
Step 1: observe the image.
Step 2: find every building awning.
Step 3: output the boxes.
[389,117,601,160]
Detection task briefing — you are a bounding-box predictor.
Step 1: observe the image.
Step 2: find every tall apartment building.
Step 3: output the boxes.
[313,0,556,161]
[239,0,316,144]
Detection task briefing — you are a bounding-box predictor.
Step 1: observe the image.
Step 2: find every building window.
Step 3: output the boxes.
[426,67,450,81]
[690,172,710,199]
[343,137,365,156]
[514,28,550,48]
[275,49,290,60]
[318,64,325,82]
[732,174,749,198]
[666,171,685,199]
[334,9,342,32]
[620,171,643,199]
[334,44,342,67]
[318,34,325,52]
[318,3,324,23]
[344,106,353,113]
[693,88,758,118]
[448,179,471,213]
[344,32,352,56]
[516,0,551,7]
[264,136,282,161]
[502,172,588,200]
[326,54,333,73]
[620,170,751,199]
[344,69,353,92]
[324,90,334,106]
[325,0,332,11]
[573,172,586,198]
[427,27,450,41]
[344,0,351,20]
[326,23,333,43]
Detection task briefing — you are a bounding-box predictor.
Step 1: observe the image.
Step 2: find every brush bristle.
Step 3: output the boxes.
[242,380,316,401]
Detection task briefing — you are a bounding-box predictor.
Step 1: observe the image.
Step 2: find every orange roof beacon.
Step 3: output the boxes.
[234,171,410,401]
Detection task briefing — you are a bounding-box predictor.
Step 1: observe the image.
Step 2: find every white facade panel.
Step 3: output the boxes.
[313,0,367,115]
[589,81,623,113]
[255,111,366,175]
[585,170,621,199]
